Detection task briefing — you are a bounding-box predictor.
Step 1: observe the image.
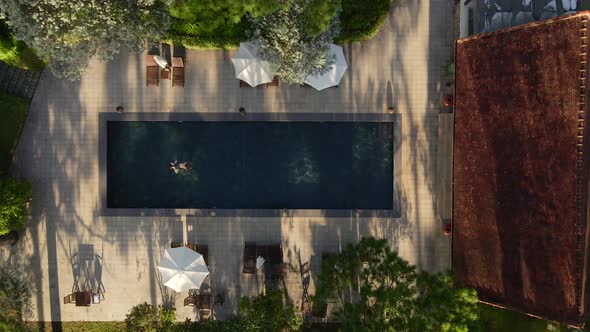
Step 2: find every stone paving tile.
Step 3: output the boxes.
[0,0,454,322]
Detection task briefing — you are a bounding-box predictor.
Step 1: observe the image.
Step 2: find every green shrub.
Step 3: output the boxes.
[239,289,302,332]
[337,0,393,43]
[0,178,31,236]
[0,268,32,331]
[124,302,175,332]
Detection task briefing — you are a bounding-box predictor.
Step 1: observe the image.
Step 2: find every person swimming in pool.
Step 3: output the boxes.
[170,161,180,174]
[179,161,192,171]
[170,160,191,173]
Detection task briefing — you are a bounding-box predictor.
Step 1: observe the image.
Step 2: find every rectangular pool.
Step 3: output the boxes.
[107,121,393,209]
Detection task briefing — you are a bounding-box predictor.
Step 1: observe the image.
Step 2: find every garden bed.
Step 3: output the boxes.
[0,91,29,174]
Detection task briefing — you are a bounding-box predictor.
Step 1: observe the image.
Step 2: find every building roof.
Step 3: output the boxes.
[453,12,590,323]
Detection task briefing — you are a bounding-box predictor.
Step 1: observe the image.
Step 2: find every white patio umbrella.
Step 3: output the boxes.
[153,55,169,69]
[304,44,348,91]
[231,42,275,87]
[157,247,209,292]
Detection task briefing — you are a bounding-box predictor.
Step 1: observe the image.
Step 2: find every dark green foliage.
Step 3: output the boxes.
[0,178,31,236]
[167,0,393,49]
[0,20,45,71]
[124,302,175,332]
[338,0,393,43]
[314,237,480,332]
[0,91,29,174]
[168,0,281,35]
[238,288,302,331]
[302,0,341,36]
[166,17,250,49]
[0,268,32,331]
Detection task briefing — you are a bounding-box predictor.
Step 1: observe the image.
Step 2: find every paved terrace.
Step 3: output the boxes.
[0,0,454,322]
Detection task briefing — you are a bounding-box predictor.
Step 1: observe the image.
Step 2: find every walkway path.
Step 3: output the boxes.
[0,61,41,99]
[1,0,454,322]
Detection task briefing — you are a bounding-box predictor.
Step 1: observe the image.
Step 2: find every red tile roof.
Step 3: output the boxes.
[453,12,590,324]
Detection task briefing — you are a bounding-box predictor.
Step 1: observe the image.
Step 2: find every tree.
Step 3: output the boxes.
[238,288,302,332]
[169,0,282,34]
[249,0,339,84]
[125,302,175,332]
[0,178,31,236]
[0,0,170,80]
[314,237,480,332]
[0,268,32,331]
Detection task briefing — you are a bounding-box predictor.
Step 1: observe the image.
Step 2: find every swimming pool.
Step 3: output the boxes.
[107,121,394,210]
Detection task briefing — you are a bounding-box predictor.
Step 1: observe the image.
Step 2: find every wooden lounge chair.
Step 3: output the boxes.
[197,294,211,310]
[146,55,159,86]
[267,243,283,277]
[199,309,211,321]
[160,43,171,80]
[147,40,160,56]
[186,243,208,265]
[243,242,257,274]
[266,76,279,87]
[75,291,92,306]
[311,300,328,318]
[184,295,197,306]
[194,244,208,265]
[63,293,75,304]
[172,56,184,87]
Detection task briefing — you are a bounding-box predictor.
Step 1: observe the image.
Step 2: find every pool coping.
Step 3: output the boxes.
[98,112,402,218]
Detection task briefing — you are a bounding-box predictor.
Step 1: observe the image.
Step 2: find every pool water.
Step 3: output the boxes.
[107,121,393,209]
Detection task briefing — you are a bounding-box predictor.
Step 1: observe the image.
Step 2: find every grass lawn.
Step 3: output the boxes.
[478,304,574,332]
[27,322,126,332]
[0,20,45,71]
[0,91,29,175]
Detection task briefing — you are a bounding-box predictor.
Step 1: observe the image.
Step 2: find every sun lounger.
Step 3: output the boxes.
[194,244,208,265]
[63,293,75,304]
[147,40,160,56]
[184,295,196,306]
[172,56,184,87]
[197,294,211,310]
[311,300,328,318]
[184,293,211,313]
[160,43,172,80]
[243,242,257,274]
[186,243,208,265]
[267,243,283,277]
[146,55,159,86]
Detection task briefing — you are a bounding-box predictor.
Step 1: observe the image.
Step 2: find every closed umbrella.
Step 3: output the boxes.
[304,44,348,91]
[157,247,209,292]
[231,42,275,87]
